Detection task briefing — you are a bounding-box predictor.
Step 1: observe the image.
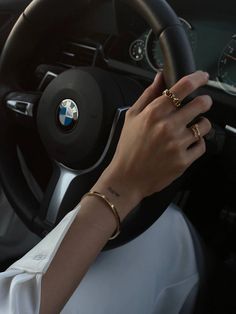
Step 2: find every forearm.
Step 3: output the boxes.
[40,170,139,314]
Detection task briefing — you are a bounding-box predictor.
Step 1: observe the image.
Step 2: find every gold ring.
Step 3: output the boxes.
[162,89,181,108]
[191,124,201,141]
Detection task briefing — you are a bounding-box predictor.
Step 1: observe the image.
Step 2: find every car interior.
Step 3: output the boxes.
[0,0,235,313]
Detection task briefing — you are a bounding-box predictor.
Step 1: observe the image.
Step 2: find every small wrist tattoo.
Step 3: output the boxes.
[108,187,120,198]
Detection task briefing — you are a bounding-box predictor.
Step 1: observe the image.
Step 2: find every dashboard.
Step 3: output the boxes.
[110,0,236,97]
[117,17,235,97]
[39,0,235,102]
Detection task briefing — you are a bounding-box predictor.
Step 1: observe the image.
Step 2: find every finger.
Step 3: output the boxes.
[187,138,206,163]
[174,95,213,125]
[130,72,165,114]
[160,71,209,109]
[183,117,212,148]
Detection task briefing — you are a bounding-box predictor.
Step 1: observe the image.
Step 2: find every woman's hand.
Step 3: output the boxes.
[94,71,212,218]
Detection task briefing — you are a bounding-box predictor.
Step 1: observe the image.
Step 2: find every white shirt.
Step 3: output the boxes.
[0,204,199,314]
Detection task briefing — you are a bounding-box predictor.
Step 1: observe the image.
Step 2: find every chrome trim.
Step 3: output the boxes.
[207,79,221,90]
[46,166,77,224]
[57,62,74,68]
[38,71,58,91]
[57,41,101,68]
[62,51,76,57]
[6,100,34,117]
[46,107,129,224]
[68,41,97,51]
[225,125,236,134]
[208,79,236,95]
[179,17,193,30]
[213,78,236,96]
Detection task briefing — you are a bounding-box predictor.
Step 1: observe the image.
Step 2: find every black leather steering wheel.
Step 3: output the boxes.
[0,0,196,249]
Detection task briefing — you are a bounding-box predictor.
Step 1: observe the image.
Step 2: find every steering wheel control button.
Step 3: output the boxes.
[5,92,40,117]
[57,99,79,131]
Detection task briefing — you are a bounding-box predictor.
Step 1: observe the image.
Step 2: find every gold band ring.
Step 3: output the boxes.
[191,124,201,141]
[162,89,181,108]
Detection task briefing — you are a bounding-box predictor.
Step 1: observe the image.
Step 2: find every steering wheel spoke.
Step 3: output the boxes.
[40,163,78,227]
[41,163,107,231]
[35,107,127,232]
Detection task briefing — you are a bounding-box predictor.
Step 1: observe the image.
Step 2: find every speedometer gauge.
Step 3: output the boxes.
[218,35,236,96]
[129,39,145,61]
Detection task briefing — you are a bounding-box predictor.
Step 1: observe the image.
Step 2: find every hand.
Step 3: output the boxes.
[40,73,213,312]
[95,71,212,218]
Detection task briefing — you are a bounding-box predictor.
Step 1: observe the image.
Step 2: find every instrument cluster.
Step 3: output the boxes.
[128,17,235,97]
[129,18,196,72]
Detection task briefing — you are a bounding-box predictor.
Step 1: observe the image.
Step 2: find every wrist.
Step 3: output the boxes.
[93,166,142,221]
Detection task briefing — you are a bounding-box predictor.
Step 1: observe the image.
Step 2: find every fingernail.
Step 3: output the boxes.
[204,72,209,79]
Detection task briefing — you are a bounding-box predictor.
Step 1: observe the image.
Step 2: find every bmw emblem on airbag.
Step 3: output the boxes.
[57,99,79,130]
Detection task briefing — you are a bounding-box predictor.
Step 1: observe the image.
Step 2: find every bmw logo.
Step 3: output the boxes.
[57,99,79,130]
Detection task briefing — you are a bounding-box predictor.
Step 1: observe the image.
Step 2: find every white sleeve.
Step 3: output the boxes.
[0,205,81,314]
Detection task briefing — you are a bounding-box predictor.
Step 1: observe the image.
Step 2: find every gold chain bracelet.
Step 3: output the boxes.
[81,191,121,240]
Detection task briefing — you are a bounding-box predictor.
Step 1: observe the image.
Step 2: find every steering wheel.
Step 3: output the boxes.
[0,0,196,249]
